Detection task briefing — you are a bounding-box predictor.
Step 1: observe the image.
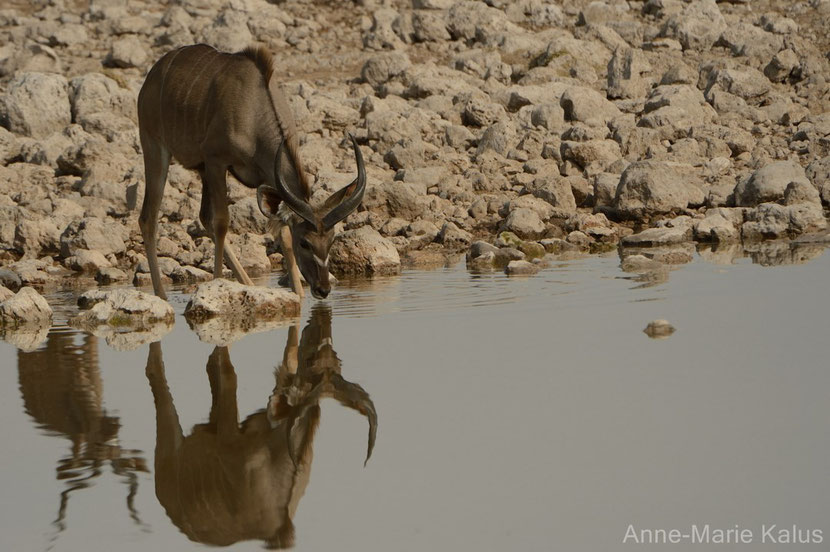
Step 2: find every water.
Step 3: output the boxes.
[2,243,829,551]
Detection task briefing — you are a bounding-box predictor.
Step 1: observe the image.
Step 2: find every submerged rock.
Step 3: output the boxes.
[0,287,53,330]
[620,254,665,273]
[644,319,676,339]
[505,260,538,275]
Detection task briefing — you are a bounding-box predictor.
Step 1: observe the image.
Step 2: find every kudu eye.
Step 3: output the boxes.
[300,240,311,250]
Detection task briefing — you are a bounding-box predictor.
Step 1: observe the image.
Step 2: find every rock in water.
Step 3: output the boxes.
[72,288,174,327]
[184,279,300,321]
[644,319,676,339]
[0,287,53,329]
[71,288,175,351]
[505,260,539,275]
[184,279,301,345]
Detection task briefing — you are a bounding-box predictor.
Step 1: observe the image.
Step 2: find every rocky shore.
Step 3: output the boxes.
[1,0,829,295]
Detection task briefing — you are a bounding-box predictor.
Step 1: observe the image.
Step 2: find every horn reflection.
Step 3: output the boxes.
[146,304,377,549]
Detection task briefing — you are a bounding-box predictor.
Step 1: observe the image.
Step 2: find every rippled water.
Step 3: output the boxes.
[2,244,829,551]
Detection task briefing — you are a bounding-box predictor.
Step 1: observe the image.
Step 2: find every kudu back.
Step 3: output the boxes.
[137,44,366,300]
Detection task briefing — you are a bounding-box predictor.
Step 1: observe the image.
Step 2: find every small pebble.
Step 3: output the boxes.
[644,319,675,339]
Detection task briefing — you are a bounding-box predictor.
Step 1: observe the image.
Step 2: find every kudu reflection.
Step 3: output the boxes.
[145,305,377,548]
[17,331,148,534]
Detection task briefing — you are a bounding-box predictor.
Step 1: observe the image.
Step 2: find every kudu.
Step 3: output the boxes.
[17,331,148,535]
[145,305,377,548]
[137,44,366,300]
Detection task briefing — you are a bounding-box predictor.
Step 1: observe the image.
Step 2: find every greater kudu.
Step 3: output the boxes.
[17,331,148,535]
[138,44,366,300]
[145,305,377,548]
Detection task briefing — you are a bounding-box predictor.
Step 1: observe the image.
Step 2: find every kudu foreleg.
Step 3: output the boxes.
[139,138,171,300]
[280,225,304,298]
[206,347,240,441]
[145,342,184,460]
[200,165,254,286]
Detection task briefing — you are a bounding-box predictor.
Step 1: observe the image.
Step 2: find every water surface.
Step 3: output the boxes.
[2,244,829,551]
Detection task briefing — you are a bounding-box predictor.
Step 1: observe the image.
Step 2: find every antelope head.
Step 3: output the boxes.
[257,135,366,299]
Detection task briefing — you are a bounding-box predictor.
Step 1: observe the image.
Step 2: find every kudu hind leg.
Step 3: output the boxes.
[200,164,254,285]
[139,139,171,300]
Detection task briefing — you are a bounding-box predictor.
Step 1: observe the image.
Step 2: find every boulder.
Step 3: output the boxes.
[60,217,128,258]
[107,35,147,68]
[228,232,270,275]
[0,287,53,329]
[660,0,726,51]
[764,49,799,83]
[639,85,716,138]
[329,226,402,276]
[405,219,440,248]
[438,221,472,249]
[742,203,827,240]
[96,267,129,284]
[560,139,622,175]
[613,161,704,218]
[501,208,545,239]
[560,86,622,127]
[467,241,500,260]
[68,72,135,128]
[361,52,411,88]
[607,47,650,99]
[0,72,71,138]
[525,175,577,212]
[733,161,813,207]
[199,8,253,52]
[65,249,112,273]
[693,213,739,242]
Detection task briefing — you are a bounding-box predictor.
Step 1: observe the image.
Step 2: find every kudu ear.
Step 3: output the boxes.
[257,185,282,218]
[321,134,366,230]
